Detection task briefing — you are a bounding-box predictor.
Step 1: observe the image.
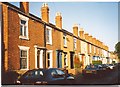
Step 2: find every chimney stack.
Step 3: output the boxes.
[88,35,92,43]
[20,2,29,14]
[79,28,84,39]
[73,24,78,37]
[84,33,89,41]
[55,12,62,29]
[41,3,49,23]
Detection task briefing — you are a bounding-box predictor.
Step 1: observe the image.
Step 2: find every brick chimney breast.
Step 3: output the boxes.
[79,28,84,39]
[84,33,89,41]
[73,24,78,36]
[55,12,62,29]
[20,2,29,14]
[41,3,49,23]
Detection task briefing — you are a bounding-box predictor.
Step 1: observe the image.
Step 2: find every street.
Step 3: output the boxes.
[74,68,120,85]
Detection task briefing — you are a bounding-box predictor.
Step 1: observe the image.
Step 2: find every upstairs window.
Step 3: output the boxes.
[63,33,67,47]
[74,38,77,50]
[20,20,27,37]
[94,46,96,54]
[46,26,52,45]
[18,14,29,40]
[89,44,92,53]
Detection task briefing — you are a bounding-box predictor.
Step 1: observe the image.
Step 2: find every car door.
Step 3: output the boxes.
[54,69,66,84]
[20,70,35,84]
[47,69,65,84]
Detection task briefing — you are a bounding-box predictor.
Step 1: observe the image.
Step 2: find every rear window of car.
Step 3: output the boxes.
[23,70,45,78]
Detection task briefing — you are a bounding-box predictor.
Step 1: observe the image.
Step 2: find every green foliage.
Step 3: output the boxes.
[74,55,82,68]
[115,42,120,52]
[92,61,102,65]
[115,42,120,59]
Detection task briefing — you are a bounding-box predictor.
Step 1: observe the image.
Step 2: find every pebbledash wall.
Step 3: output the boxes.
[1,2,110,75]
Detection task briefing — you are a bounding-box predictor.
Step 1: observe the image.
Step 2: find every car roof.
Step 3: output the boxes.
[26,68,61,72]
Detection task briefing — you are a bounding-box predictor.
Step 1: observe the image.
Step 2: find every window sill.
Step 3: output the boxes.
[20,68,29,70]
[19,36,29,40]
[74,48,77,51]
[46,42,52,45]
[64,45,67,48]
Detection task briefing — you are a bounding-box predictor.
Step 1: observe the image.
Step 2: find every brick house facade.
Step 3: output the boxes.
[1,2,112,77]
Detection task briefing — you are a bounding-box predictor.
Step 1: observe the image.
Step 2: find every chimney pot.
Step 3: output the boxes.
[56,12,61,16]
[42,3,48,7]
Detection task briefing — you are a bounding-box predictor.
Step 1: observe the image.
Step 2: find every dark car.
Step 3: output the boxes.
[15,68,74,85]
[82,64,103,76]
[107,64,115,69]
[101,64,110,70]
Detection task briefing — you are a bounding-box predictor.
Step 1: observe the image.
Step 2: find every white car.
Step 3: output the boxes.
[107,64,114,69]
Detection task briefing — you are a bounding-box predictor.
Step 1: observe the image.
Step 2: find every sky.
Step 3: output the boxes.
[10,2,118,51]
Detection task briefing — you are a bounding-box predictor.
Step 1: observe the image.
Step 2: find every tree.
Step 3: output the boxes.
[115,42,120,62]
[74,55,81,68]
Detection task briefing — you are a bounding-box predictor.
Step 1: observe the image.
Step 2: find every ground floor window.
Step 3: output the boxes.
[20,50,27,69]
[19,46,29,70]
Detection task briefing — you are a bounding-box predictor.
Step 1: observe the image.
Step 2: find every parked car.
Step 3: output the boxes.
[82,64,103,76]
[101,64,110,70]
[107,64,115,69]
[114,63,120,70]
[15,68,75,85]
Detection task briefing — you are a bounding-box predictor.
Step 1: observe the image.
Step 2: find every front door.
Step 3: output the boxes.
[36,49,44,68]
[57,51,62,68]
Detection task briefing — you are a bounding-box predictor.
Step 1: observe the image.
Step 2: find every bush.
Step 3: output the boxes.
[92,61,102,65]
[74,55,82,68]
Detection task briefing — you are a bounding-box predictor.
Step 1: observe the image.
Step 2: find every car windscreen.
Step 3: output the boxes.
[109,64,113,66]
[85,65,97,70]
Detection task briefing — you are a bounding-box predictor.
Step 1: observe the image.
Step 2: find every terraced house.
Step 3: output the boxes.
[1,2,112,78]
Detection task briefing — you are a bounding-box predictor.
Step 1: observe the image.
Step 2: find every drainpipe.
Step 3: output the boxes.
[44,23,46,69]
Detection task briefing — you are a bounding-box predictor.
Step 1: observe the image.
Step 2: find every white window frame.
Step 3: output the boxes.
[74,38,77,50]
[89,44,92,53]
[18,14,29,40]
[47,50,53,68]
[18,46,30,70]
[94,46,96,54]
[80,41,83,53]
[46,26,52,45]
[63,33,67,47]
[64,54,68,67]
[98,48,99,55]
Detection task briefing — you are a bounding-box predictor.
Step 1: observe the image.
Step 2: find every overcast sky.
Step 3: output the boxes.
[10,2,118,51]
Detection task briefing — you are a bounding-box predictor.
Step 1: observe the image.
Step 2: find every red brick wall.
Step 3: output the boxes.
[46,28,61,68]
[2,4,9,71]
[8,8,45,70]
